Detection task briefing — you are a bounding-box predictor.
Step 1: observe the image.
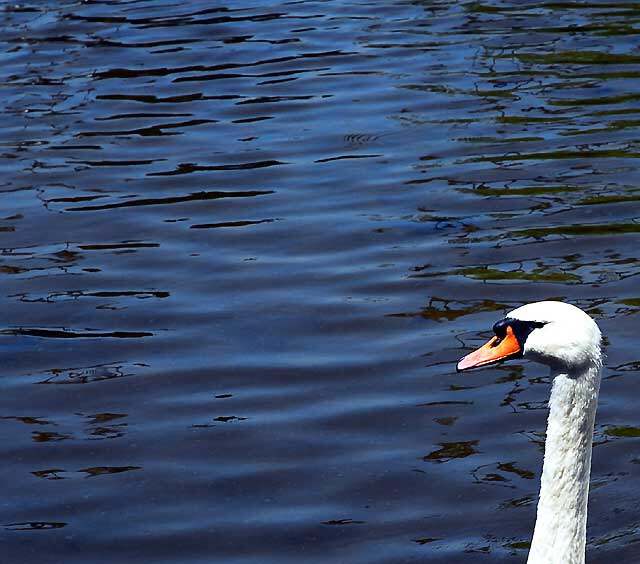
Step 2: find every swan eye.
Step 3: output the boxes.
[493,318,546,348]
[492,318,511,338]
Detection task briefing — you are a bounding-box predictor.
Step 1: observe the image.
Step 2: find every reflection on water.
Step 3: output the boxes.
[424,441,479,463]
[2,0,640,562]
[37,362,138,385]
[32,465,142,480]
[5,522,67,531]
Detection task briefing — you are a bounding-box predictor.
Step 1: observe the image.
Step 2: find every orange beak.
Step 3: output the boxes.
[457,325,522,371]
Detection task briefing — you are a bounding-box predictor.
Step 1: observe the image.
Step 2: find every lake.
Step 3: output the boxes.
[2,1,640,562]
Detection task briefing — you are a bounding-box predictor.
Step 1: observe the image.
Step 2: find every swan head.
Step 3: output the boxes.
[457,301,601,373]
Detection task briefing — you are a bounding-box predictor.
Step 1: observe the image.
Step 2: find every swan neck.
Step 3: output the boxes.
[527,362,601,564]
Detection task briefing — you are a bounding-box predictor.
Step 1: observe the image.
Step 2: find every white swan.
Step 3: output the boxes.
[457,301,602,564]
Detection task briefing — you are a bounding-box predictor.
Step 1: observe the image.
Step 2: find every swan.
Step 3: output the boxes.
[456,301,602,564]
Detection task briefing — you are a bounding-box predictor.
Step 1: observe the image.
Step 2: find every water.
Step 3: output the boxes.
[2,1,640,562]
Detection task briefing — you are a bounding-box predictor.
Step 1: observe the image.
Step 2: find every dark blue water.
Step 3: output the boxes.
[2,1,640,562]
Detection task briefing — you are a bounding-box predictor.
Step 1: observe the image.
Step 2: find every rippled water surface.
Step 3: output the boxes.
[3,1,640,562]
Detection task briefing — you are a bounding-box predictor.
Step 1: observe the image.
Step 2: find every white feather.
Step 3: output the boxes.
[508,301,602,564]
